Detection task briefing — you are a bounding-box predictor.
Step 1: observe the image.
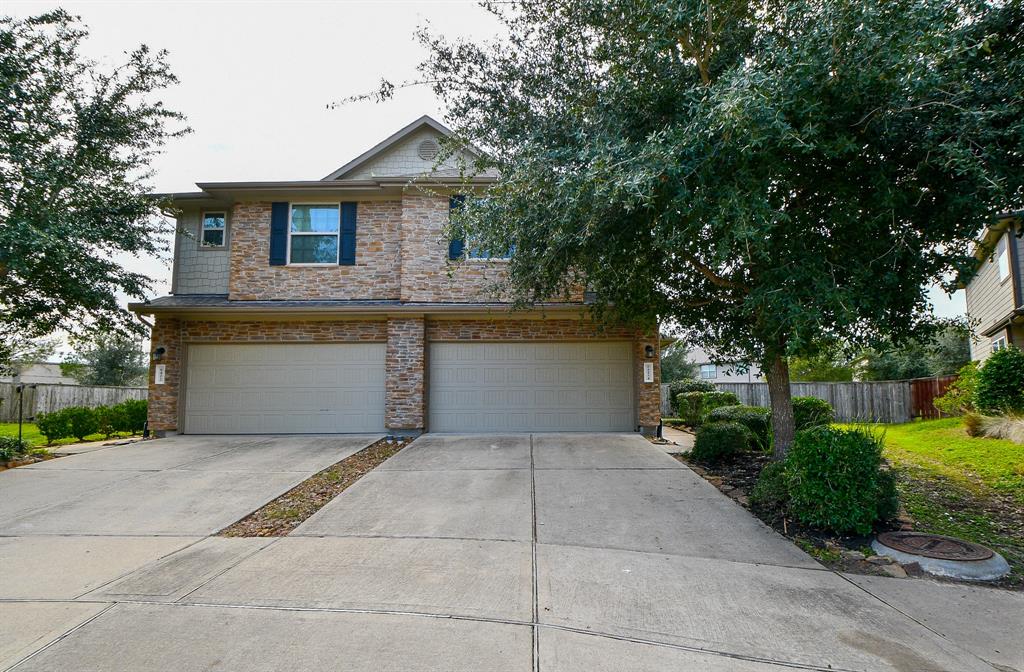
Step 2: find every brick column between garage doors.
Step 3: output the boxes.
[385,317,426,434]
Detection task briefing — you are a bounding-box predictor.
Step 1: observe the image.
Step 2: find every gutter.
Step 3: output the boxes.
[127,301,590,318]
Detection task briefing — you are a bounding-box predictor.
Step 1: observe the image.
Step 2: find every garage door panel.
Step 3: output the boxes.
[429,342,634,433]
[184,343,385,434]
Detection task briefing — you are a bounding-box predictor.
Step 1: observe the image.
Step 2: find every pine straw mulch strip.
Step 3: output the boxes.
[218,437,410,537]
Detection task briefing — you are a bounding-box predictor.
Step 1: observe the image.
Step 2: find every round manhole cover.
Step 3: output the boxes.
[877,532,994,561]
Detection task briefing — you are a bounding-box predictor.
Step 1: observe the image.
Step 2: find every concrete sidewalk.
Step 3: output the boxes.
[1,433,1019,671]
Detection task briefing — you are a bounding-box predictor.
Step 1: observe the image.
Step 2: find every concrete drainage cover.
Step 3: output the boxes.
[877,532,993,561]
[873,532,1010,582]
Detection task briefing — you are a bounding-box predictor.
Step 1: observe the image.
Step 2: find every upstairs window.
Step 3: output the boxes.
[700,364,717,380]
[996,234,1010,281]
[201,212,226,247]
[289,204,339,264]
[993,336,1007,352]
[467,240,515,260]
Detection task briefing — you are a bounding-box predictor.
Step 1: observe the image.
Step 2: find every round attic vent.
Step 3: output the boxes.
[417,138,440,161]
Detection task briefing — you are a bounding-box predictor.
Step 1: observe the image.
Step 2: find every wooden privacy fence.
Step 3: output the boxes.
[715,381,915,423]
[910,375,958,420]
[0,383,147,423]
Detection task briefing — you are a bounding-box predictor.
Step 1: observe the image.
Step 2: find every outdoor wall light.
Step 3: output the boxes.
[644,345,655,359]
[152,346,166,362]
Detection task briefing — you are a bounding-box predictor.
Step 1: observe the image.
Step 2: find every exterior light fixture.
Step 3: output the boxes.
[644,345,655,359]
[152,346,166,361]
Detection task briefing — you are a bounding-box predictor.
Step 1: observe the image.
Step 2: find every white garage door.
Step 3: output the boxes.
[428,342,634,432]
[184,343,385,434]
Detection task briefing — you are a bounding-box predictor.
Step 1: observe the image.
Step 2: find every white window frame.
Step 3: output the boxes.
[287,202,341,266]
[996,234,1010,282]
[199,211,227,249]
[992,336,1007,352]
[700,364,717,380]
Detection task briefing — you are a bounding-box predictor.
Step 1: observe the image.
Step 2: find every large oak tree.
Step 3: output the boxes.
[0,10,188,367]
[370,0,1023,455]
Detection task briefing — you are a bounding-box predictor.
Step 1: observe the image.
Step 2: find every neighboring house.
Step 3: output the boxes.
[964,211,1023,362]
[131,116,661,437]
[686,346,763,383]
[0,362,79,386]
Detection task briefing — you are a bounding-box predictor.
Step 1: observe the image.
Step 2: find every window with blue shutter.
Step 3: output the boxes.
[269,202,288,265]
[339,202,357,265]
[448,195,465,260]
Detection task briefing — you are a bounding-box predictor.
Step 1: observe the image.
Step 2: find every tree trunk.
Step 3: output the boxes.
[766,353,795,460]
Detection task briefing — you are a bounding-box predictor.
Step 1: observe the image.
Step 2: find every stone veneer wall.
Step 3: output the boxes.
[148,318,182,432]
[399,194,511,303]
[228,201,402,301]
[385,318,426,431]
[180,320,387,342]
[147,316,660,434]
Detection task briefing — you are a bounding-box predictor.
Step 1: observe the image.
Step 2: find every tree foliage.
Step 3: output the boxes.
[380,0,1022,454]
[0,10,187,354]
[65,331,147,387]
[0,335,57,378]
[857,323,972,380]
[659,341,697,382]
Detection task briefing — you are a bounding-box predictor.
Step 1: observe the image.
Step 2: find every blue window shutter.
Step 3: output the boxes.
[340,202,357,266]
[448,195,465,260]
[269,202,288,266]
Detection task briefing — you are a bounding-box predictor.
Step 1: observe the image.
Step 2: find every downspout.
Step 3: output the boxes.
[1007,221,1023,346]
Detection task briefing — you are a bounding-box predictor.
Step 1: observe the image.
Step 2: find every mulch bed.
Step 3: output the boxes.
[672,451,923,580]
[219,437,410,537]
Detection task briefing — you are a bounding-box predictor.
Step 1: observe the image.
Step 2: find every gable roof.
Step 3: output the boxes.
[321,115,469,181]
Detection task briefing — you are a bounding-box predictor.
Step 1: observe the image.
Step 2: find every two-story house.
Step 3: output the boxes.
[131,116,661,437]
[964,211,1023,361]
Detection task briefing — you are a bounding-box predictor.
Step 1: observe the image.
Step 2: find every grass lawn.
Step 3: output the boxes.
[862,417,1024,587]
[0,422,134,448]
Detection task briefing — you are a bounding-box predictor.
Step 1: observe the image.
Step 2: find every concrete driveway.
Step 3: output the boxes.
[1,434,1020,671]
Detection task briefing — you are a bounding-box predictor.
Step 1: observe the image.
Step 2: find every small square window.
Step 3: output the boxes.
[201,212,226,247]
[993,337,1007,352]
[700,364,717,380]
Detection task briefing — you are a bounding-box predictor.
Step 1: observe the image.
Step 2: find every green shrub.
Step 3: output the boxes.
[750,460,789,512]
[690,421,750,463]
[115,399,148,433]
[676,391,741,426]
[792,396,834,430]
[35,410,71,444]
[875,469,900,523]
[0,436,30,461]
[933,362,979,415]
[62,406,99,441]
[668,378,716,414]
[93,405,116,439]
[706,405,771,451]
[976,347,1024,414]
[786,425,895,535]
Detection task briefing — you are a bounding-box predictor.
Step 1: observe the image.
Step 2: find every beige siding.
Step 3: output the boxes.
[965,230,1016,361]
[344,128,479,179]
[173,210,230,295]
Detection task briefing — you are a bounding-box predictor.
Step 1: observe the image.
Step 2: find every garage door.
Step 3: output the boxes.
[183,343,385,434]
[428,342,634,432]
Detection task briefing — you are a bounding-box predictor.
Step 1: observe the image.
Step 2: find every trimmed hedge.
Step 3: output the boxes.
[676,391,740,427]
[785,425,897,535]
[33,400,148,444]
[792,396,834,431]
[706,405,771,451]
[691,421,750,463]
[975,346,1024,414]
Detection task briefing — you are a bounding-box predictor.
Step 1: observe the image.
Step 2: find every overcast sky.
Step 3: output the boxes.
[7,0,965,322]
